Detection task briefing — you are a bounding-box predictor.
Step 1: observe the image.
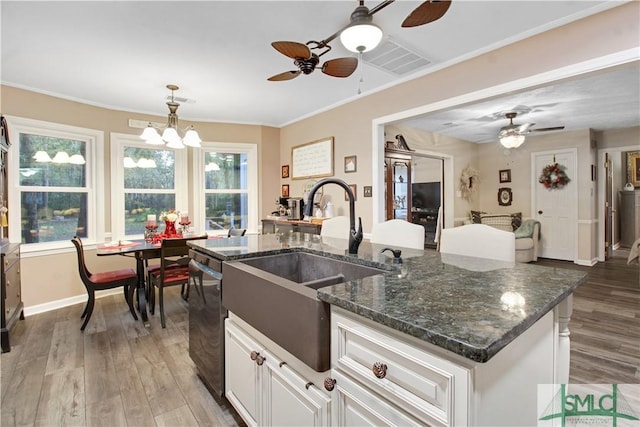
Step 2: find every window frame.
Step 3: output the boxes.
[194,142,258,236]
[7,116,104,254]
[110,133,188,240]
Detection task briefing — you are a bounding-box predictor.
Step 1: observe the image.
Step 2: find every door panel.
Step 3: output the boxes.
[534,151,577,261]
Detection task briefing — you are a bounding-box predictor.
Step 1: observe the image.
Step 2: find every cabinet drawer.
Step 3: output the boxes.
[2,246,19,270]
[332,310,468,426]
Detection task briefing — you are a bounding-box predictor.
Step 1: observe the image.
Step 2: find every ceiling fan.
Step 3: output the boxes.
[498,112,565,148]
[268,0,452,81]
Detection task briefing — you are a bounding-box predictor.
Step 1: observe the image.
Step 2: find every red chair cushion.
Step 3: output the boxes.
[150,266,190,285]
[91,268,137,284]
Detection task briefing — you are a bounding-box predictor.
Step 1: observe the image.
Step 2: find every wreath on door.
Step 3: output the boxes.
[538,163,571,190]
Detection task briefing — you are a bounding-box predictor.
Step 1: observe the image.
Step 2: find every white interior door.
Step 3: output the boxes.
[533,150,577,261]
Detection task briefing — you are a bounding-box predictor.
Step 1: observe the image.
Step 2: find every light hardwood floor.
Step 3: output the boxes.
[1,251,638,426]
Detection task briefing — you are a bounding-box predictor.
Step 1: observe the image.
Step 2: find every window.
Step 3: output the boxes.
[194,143,258,235]
[7,116,104,252]
[110,133,187,239]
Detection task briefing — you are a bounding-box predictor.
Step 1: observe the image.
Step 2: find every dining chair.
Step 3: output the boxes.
[370,219,425,250]
[439,224,516,262]
[147,235,207,328]
[320,216,350,239]
[71,236,138,331]
[228,227,247,237]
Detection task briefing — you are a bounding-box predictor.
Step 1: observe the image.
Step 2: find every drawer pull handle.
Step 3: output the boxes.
[324,377,336,391]
[372,362,387,379]
[279,361,287,368]
[305,382,313,390]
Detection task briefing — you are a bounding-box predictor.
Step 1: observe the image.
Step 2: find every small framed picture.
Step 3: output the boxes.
[344,155,357,173]
[281,184,290,198]
[281,165,290,179]
[498,187,513,206]
[363,185,372,197]
[499,169,511,183]
[345,184,357,201]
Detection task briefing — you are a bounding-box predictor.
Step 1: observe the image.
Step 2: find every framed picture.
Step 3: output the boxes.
[281,184,289,198]
[291,137,334,180]
[499,169,511,183]
[345,184,357,201]
[363,185,372,197]
[281,165,289,179]
[344,155,357,173]
[626,151,640,187]
[498,187,512,206]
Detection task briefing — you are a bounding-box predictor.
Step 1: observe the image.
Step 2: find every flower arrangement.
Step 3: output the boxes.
[538,163,571,190]
[159,209,179,222]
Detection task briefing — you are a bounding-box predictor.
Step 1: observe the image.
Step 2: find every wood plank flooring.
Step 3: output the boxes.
[1,250,638,426]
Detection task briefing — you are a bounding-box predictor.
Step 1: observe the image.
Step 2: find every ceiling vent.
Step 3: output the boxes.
[166,95,194,104]
[362,38,430,75]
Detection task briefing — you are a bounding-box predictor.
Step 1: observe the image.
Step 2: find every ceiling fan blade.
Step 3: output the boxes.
[322,57,358,78]
[517,123,534,133]
[271,41,311,59]
[530,126,565,132]
[267,70,302,81]
[402,0,452,28]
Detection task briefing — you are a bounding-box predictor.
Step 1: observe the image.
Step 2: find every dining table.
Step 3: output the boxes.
[96,234,216,326]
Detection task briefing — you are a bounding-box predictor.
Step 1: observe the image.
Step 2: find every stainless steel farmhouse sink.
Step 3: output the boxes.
[221,251,385,371]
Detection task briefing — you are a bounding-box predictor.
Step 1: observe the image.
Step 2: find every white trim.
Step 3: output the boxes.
[597,144,639,262]
[575,258,598,267]
[110,132,188,240]
[5,115,105,251]
[24,288,122,317]
[193,141,259,235]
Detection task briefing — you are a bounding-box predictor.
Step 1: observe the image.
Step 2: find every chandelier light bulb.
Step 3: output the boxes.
[182,127,202,147]
[52,151,70,163]
[33,151,53,162]
[68,154,86,165]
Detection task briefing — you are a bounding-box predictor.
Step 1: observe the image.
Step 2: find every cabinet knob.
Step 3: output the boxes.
[250,351,260,361]
[372,362,387,379]
[255,355,265,366]
[6,281,10,287]
[538,210,543,214]
[324,377,336,391]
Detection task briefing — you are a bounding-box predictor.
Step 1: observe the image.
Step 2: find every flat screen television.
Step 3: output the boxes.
[412,182,441,212]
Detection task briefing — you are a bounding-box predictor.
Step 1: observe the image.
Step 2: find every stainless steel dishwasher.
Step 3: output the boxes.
[188,249,226,398]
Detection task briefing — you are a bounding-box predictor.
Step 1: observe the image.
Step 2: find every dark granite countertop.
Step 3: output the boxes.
[188,233,587,362]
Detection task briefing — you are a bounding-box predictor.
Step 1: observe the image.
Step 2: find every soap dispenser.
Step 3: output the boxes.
[324,202,334,218]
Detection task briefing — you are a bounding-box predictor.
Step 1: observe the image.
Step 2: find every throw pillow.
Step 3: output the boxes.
[511,212,522,230]
[470,210,485,223]
[479,213,513,232]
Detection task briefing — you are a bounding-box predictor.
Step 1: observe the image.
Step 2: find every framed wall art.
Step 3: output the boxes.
[627,151,640,187]
[281,164,290,179]
[291,137,334,180]
[498,187,512,206]
[499,169,511,183]
[344,155,357,173]
[345,184,357,201]
[281,184,290,198]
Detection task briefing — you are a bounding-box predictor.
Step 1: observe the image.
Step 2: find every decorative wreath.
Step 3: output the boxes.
[459,166,480,201]
[538,163,571,190]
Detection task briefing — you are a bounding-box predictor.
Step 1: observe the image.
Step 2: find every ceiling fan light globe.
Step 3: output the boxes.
[499,134,525,149]
[340,23,383,53]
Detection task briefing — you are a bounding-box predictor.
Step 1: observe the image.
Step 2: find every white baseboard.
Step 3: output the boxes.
[575,258,598,267]
[24,288,123,317]
[612,242,620,250]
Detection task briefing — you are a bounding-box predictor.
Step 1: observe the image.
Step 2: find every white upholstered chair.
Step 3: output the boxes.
[320,216,351,239]
[370,219,425,250]
[439,224,515,262]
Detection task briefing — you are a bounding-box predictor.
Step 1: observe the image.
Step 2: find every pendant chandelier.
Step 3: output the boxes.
[140,85,201,149]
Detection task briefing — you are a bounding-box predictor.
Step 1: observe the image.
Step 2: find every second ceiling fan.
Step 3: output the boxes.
[498,112,565,148]
[268,0,452,81]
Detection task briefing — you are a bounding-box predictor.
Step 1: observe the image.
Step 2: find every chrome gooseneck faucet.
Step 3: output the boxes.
[304,178,363,255]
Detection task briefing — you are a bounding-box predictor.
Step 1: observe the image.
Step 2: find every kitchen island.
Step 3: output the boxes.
[188,232,586,426]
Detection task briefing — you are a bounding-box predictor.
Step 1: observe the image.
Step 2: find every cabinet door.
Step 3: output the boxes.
[330,370,423,427]
[263,352,331,427]
[4,262,20,320]
[225,319,261,427]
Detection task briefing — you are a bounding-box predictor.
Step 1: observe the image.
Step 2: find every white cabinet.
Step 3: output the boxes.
[329,308,469,426]
[225,316,331,427]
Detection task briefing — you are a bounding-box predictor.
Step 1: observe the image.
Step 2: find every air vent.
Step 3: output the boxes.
[362,38,431,75]
[166,95,194,104]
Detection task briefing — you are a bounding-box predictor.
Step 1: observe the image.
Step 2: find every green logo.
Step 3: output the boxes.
[539,384,639,426]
